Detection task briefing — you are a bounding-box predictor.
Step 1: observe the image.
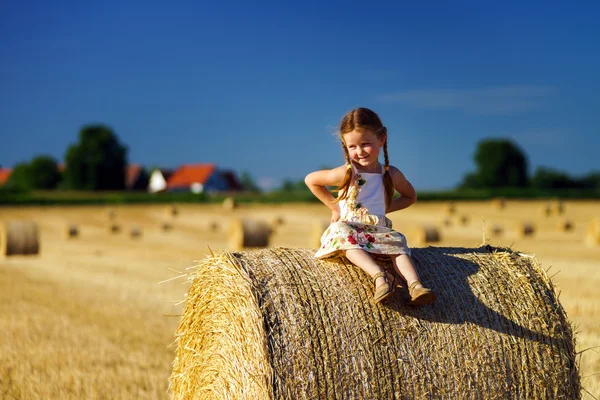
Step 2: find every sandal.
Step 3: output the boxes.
[408,281,437,306]
[373,271,395,304]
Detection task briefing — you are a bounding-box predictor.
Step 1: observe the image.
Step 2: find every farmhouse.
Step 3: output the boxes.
[126,164,150,191]
[0,168,11,186]
[166,163,241,193]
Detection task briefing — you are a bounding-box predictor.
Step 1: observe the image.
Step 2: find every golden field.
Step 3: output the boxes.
[1,200,599,399]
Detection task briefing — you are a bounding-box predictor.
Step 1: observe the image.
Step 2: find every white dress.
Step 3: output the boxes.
[314,165,411,259]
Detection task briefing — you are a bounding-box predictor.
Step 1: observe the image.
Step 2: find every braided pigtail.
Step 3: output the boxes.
[334,146,354,203]
[382,129,395,211]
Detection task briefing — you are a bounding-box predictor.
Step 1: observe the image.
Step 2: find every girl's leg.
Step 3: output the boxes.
[345,249,387,287]
[392,254,425,289]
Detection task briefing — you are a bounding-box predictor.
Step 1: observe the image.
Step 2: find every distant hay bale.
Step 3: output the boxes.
[557,218,574,232]
[130,226,143,239]
[161,222,173,232]
[443,202,456,215]
[223,197,237,210]
[541,203,552,217]
[107,208,117,220]
[516,222,536,238]
[310,219,330,249]
[109,223,121,234]
[411,225,441,246]
[551,199,565,215]
[0,221,40,257]
[65,224,79,239]
[167,204,179,217]
[209,221,220,233]
[272,215,285,227]
[491,224,504,237]
[228,218,272,251]
[491,198,506,210]
[585,219,600,247]
[441,217,452,227]
[456,214,470,226]
[169,247,580,399]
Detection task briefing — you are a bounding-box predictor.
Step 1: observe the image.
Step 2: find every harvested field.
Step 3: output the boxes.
[0,200,599,399]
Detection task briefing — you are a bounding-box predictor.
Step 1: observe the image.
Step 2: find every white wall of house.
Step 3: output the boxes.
[148,170,168,193]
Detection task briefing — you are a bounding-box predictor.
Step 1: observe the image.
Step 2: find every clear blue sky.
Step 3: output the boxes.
[1,1,599,190]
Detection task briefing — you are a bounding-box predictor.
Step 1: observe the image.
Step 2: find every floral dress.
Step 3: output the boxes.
[314,165,411,259]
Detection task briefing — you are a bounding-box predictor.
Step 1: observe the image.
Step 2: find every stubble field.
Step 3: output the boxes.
[1,200,599,399]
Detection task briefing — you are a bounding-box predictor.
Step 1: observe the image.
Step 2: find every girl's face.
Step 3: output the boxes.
[343,129,386,172]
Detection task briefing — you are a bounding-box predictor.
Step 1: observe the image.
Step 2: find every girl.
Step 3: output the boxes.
[305,107,437,306]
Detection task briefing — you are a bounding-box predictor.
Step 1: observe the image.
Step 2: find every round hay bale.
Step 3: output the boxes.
[161,222,173,232]
[167,204,178,217]
[551,199,565,215]
[107,208,117,220]
[557,218,574,232]
[109,223,121,234]
[223,197,237,210]
[456,214,470,226]
[443,202,456,215]
[441,217,452,227]
[490,224,504,237]
[228,218,271,250]
[0,221,40,257]
[130,226,143,239]
[585,219,600,247]
[541,203,552,217]
[311,219,330,249]
[209,221,220,233]
[65,224,79,239]
[170,247,580,399]
[491,197,506,210]
[411,225,441,246]
[272,215,285,227]
[515,222,535,238]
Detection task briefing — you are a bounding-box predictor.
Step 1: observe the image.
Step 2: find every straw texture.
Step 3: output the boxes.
[170,246,580,400]
[0,220,40,257]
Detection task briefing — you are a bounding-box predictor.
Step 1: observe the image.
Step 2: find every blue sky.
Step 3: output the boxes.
[1,1,599,190]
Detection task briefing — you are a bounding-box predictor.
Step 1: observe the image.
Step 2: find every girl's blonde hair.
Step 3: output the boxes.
[336,107,395,210]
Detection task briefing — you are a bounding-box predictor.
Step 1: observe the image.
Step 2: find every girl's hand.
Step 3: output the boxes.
[331,209,341,223]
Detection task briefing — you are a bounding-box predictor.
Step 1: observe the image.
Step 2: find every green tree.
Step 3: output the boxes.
[29,155,61,189]
[6,162,32,190]
[64,124,128,190]
[240,170,261,193]
[461,139,529,188]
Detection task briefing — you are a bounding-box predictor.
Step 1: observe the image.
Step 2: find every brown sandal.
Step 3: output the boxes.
[373,271,395,304]
[408,281,437,306]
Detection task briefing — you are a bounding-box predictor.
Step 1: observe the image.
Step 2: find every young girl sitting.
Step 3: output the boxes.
[305,107,437,306]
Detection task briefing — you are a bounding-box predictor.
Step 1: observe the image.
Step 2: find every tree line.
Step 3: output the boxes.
[3,126,599,193]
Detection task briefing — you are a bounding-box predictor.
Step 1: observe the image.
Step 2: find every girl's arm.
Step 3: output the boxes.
[304,165,347,217]
[387,166,417,213]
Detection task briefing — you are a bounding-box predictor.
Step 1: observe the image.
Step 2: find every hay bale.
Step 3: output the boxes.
[557,218,574,232]
[515,222,535,238]
[441,217,452,227]
[130,226,143,239]
[491,197,506,210]
[228,218,272,250]
[585,219,600,247]
[551,199,565,215]
[167,204,178,217]
[443,202,456,215]
[311,219,330,249]
[411,225,441,246]
[65,224,79,239]
[491,224,504,237]
[456,214,470,226]
[170,247,580,399]
[0,221,40,257]
[272,215,285,227]
[161,222,173,232]
[109,223,121,234]
[107,208,117,220]
[209,221,220,233]
[223,197,237,210]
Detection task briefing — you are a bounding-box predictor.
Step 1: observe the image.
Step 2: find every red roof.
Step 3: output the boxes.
[167,163,216,188]
[0,168,11,186]
[126,164,144,188]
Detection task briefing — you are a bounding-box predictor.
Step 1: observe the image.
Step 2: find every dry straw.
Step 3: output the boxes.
[0,220,40,257]
[411,225,441,246]
[223,197,237,210]
[228,218,272,251]
[170,247,580,399]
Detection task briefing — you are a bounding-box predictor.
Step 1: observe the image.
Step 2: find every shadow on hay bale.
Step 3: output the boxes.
[228,218,272,250]
[0,221,40,257]
[170,247,579,399]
